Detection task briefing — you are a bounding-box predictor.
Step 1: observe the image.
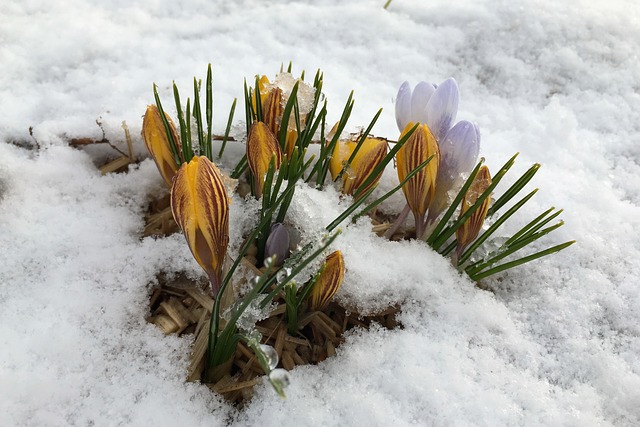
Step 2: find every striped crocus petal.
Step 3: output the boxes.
[329,139,353,182]
[251,75,271,115]
[396,122,440,225]
[395,81,412,132]
[342,137,388,196]
[425,78,459,143]
[427,120,481,224]
[309,251,345,311]
[410,81,437,125]
[262,86,284,137]
[456,165,492,256]
[141,105,182,187]
[171,156,230,296]
[246,121,282,197]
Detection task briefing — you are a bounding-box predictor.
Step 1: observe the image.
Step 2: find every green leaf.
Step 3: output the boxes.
[458,188,539,265]
[335,108,383,182]
[153,84,182,166]
[468,240,576,281]
[218,98,237,158]
[429,153,519,250]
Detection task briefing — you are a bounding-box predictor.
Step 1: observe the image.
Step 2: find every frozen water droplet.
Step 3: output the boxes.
[260,344,279,370]
[276,267,292,284]
[269,368,290,388]
[264,255,275,268]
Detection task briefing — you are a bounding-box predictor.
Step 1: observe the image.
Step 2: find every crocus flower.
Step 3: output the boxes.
[265,223,290,266]
[427,120,481,224]
[396,122,440,239]
[246,121,282,198]
[395,79,480,226]
[253,73,315,157]
[141,105,183,187]
[456,165,492,256]
[309,250,345,311]
[395,78,459,143]
[171,156,230,297]
[329,137,388,197]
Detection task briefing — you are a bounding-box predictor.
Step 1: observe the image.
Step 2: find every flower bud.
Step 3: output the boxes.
[171,156,230,296]
[141,105,182,187]
[309,251,345,311]
[396,122,440,236]
[246,121,282,197]
[265,223,290,266]
[330,137,388,197]
[456,165,492,255]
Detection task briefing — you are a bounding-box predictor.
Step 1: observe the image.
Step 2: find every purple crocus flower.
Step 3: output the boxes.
[395,78,481,227]
[265,223,290,266]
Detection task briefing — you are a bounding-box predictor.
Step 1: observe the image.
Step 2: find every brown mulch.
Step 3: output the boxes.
[147,274,401,405]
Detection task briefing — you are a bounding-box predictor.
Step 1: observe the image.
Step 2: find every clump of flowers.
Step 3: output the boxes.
[394,79,574,280]
[141,64,574,399]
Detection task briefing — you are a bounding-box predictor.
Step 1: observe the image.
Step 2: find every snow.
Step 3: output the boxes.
[1,0,640,426]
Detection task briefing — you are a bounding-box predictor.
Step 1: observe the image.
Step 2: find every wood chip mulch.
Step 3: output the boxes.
[147,274,401,405]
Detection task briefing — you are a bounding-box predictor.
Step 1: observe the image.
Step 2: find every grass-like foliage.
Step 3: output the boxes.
[142,63,574,398]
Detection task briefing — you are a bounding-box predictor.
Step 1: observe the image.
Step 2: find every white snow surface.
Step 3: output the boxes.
[2,0,640,426]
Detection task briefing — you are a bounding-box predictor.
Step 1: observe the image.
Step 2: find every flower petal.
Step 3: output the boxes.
[410,81,436,125]
[309,251,345,311]
[397,123,439,221]
[329,139,355,181]
[342,137,388,196]
[395,81,412,132]
[171,156,230,295]
[456,165,492,255]
[247,121,282,197]
[141,105,182,187]
[425,78,459,142]
[439,120,481,182]
[265,223,290,266]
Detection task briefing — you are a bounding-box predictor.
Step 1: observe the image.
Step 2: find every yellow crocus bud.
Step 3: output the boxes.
[247,121,283,198]
[262,86,284,137]
[330,138,388,196]
[456,165,492,256]
[396,122,440,238]
[309,250,345,311]
[141,105,182,187]
[171,156,230,296]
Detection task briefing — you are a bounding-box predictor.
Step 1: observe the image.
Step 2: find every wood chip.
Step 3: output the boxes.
[99,155,130,175]
[274,324,287,357]
[281,351,295,370]
[187,321,210,382]
[153,314,178,334]
[160,300,189,330]
[215,378,261,394]
[184,288,214,313]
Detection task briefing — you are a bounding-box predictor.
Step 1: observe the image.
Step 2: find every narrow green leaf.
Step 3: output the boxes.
[466,221,566,276]
[487,163,540,217]
[254,76,263,122]
[430,153,519,250]
[218,98,237,158]
[278,82,299,150]
[153,84,182,166]
[335,108,383,182]
[458,188,539,265]
[173,82,193,160]
[352,155,435,223]
[193,77,207,158]
[469,240,576,281]
[509,209,564,247]
[206,64,213,158]
[352,123,419,200]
